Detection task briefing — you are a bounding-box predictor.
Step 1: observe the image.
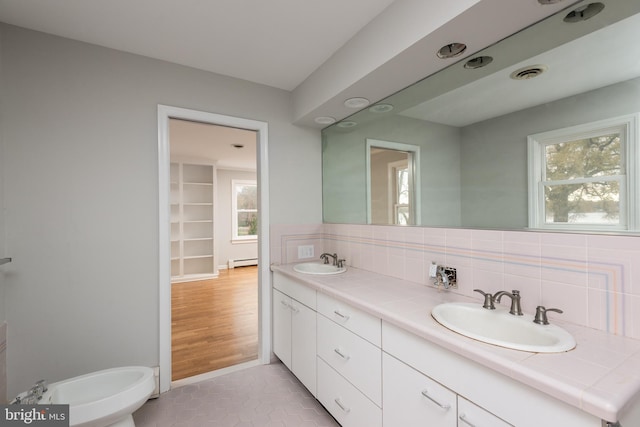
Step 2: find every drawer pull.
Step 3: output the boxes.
[421,389,451,410]
[334,348,351,360]
[333,310,350,321]
[458,414,477,427]
[280,300,299,313]
[334,398,351,413]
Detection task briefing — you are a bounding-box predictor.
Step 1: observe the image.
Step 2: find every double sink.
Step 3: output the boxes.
[292,261,575,353]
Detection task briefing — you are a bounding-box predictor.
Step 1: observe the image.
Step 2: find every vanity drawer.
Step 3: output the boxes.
[272,271,316,309]
[317,358,382,427]
[317,314,382,406]
[383,353,457,426]
[317,292,381,346]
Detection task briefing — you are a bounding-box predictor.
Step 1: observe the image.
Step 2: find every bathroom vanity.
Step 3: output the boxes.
[271,264,640,427]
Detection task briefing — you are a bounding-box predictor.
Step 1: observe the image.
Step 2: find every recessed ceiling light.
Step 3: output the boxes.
[369,104,394,113]
[337,121,357,128]
[564,3,604,23]
[437,43,467,59]
[344,97,370,109]
[464,56,494,69]
[510,65,548,80]
[314,116,336,125]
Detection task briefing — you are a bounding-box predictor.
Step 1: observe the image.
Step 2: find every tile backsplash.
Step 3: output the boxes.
[271,223,640,340]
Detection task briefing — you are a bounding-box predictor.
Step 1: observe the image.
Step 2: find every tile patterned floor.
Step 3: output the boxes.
[133,362,340,427]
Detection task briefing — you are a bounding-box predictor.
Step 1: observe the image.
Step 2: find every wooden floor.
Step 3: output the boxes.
[171,265,258,381]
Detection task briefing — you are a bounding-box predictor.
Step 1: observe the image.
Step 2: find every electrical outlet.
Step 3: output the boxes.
[298,245,314,259]
[428,262,438,278]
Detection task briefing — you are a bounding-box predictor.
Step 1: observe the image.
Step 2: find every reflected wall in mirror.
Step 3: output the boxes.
[322,0,640,232]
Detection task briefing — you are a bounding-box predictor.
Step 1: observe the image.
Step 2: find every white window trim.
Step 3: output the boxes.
[527,113,639,231]
[366,138,421,225]
[232,179,258,241]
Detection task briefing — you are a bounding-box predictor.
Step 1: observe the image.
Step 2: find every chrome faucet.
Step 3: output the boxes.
[474,289,496,310]
[320,252,337,265]
[320,253,344,268]
[533,306,563,325]
[493,290,523,316]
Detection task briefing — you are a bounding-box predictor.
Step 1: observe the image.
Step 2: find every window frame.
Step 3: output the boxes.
[527,114,639,231]
[231,179,258,242]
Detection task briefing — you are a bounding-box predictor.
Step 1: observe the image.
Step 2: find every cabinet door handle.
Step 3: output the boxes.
[333,310,350,321]
[458,414,477,427]
[280,300,289,308]
[421,389,451,410]
[334,398,351,413]
[334,348,351,360]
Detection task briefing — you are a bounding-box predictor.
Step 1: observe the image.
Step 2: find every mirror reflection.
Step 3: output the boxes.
[322,0,640,232]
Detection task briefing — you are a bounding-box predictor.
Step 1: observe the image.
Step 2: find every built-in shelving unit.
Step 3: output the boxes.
[171,162,217,283]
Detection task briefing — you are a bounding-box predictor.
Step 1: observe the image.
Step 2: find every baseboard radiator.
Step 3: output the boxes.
[228,258,258,268]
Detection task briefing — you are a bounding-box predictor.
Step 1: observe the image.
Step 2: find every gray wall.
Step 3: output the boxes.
[323,115,461,226]
[0,24,6,324]
[460,77,640,228]
[0,24,6,404]
[0,24,322,395]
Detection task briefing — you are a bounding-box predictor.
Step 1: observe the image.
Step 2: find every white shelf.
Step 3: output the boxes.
[170,161,217,282]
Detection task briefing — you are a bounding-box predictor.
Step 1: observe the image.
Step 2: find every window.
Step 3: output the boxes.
[528,114,638,231]
[232,180,257,240]
[391,161,410,225]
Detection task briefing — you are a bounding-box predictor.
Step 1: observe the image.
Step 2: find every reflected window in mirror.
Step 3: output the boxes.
[367,139,421,226]
[393,162,410,225]
[528,114,639,231]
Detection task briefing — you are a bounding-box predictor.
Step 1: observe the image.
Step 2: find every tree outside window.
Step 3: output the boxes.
[232,180,257,240]
[528,114,638,231]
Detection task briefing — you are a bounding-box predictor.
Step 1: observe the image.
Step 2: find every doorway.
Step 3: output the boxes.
[169,118,258,380]
[158,106,271,393]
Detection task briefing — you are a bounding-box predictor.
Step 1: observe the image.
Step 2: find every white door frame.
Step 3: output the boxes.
[157,105,271,393]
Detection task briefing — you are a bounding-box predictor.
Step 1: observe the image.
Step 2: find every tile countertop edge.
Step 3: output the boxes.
[270,263,640,422]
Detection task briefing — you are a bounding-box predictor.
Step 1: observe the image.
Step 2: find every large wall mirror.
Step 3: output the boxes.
[322,0,640,233]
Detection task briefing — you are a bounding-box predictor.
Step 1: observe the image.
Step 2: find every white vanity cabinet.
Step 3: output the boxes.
[316,293,382,427]
[383,353,512,427]
[382,322,601,427]
[272,272,317,396]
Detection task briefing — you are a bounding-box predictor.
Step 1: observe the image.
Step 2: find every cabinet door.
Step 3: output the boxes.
[291,299,316,396]
[383,353,457,427]
[272,289,292,369]
[458,396,513,427]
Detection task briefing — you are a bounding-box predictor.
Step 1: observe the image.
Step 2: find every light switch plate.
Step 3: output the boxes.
[298,245,314,259]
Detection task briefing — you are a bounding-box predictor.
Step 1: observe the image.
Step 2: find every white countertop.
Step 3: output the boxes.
[271,263,640,422]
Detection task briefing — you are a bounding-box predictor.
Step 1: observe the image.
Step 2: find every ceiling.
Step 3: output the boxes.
[0,0,395,91]
[169,119,256,170]
[401,7,640,127]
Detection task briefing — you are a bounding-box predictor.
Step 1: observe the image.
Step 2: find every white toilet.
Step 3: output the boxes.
[38,366,155,427]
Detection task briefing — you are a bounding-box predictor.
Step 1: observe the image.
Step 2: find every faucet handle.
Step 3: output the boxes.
[474,289,496,310]
[534,306,563,325]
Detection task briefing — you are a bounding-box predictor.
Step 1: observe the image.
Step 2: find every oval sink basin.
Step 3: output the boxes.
[293,262,347,275]
[432,303,575,353]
